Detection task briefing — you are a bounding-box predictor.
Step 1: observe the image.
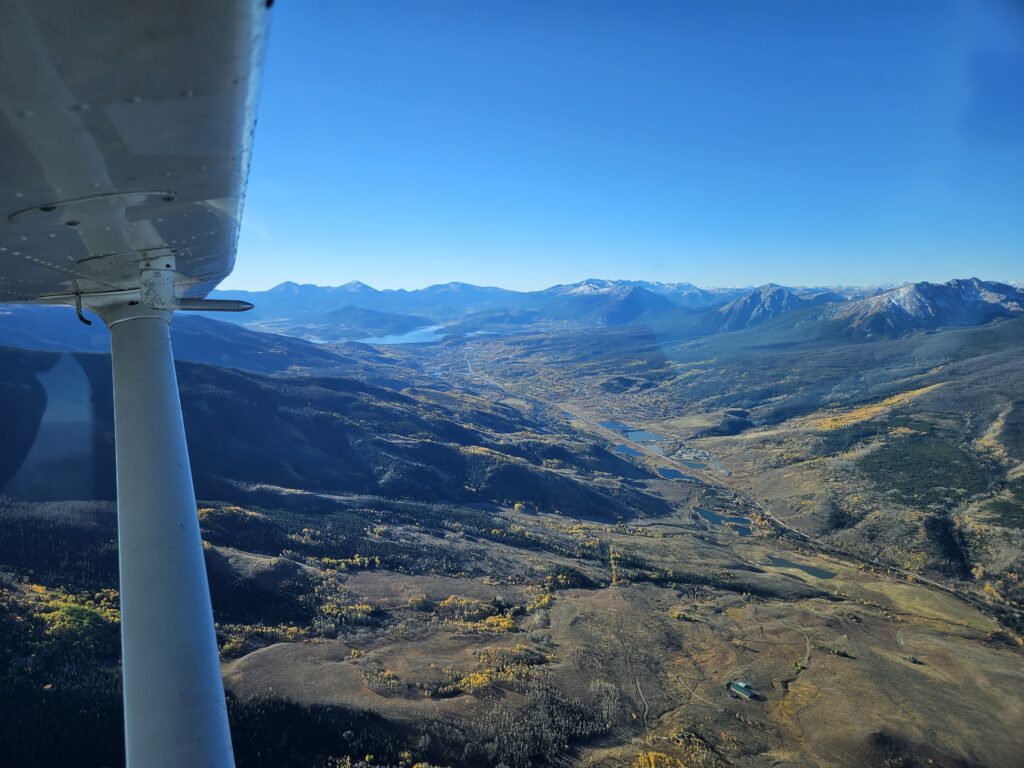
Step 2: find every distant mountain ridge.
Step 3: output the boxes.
[213,278,756,316]
[1,278,1017,356]
[693,277,1024,338]
[539,278,744,307]
[214,280,530,322]
[824,277,1024,339]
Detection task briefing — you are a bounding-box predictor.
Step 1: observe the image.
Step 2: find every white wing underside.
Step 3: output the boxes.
[0,0,269,305]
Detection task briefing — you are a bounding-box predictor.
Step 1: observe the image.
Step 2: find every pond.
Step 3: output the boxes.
[657,467,698,481]
[681,460,708,470]
[696,508,750,526]
[766,555,836,580]
[695,508,753,535]
[613,444,644,458]
[359,325,445,344]
[599,420,633,431]
[625,429,664,442]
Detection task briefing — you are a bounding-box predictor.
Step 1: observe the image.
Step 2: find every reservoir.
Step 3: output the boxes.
[657,467,698,481]
[625,429,664,442]
[695,508,753,536]
[359,325,445,344]
[599,420,633,431]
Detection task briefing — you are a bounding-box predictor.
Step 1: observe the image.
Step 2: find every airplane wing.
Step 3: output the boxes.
[0,3,272,766]
[0,0,269,306]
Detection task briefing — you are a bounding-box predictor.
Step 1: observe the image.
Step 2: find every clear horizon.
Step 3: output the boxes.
[225,1,1024,292]
[219,274,1020,294]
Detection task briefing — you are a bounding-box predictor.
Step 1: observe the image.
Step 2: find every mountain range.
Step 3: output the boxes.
[209,277,1024,342]
[2,278,1019,365]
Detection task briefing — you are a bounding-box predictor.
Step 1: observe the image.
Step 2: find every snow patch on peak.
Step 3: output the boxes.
[556,279,618,296]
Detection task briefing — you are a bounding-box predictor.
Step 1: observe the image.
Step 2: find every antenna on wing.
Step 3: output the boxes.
[71,278,93,325]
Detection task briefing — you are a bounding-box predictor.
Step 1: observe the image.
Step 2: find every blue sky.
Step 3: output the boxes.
[227,0,1024,291]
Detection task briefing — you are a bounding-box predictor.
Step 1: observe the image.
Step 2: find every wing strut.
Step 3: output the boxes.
[1,2,269,761]
[98,300,234,768]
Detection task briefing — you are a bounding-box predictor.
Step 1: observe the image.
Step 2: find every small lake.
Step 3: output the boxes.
[613,444,644,458]
[695,508,753,535]
[359,325,445,344]
[599,420,633,431]
[681,460,708,470]
[766,555,835,580]
[696,508,750,525]
[625,429,664,442]
[657,468,698,481]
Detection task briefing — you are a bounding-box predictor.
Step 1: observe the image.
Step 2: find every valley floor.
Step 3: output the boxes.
[219,500,1024,768]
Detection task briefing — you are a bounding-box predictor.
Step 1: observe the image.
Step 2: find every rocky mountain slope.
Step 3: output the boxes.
[0,344,668,521]
[824,277,1024,338]
[714,285,811,331]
